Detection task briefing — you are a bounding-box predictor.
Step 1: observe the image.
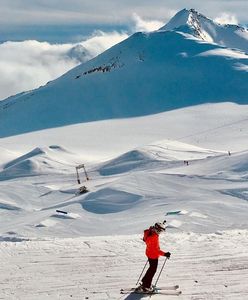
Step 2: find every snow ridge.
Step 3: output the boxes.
[160,8,248,51]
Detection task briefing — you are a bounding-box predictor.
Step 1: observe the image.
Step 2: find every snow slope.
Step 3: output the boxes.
[0,146,82,180]
[1,103,248,300]
[1,102,248,238]
[0,231,248,299]
[0,10,248,137]
[2,102,248,158]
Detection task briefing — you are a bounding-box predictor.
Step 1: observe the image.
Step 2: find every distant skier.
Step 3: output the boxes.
[136,222,171,293]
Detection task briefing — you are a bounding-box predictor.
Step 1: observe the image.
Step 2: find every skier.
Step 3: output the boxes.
[136,222,171,293]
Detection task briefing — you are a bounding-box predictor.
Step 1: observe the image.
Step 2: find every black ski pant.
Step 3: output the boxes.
[142,258,158,288]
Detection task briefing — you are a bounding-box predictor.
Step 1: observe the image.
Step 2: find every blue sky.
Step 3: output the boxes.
[0,0,247,42]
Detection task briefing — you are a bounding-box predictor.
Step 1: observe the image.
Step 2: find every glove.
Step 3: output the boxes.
[164,252,171,258]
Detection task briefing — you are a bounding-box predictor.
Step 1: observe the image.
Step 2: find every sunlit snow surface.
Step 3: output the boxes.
[1,101,248,299]
[0,231,247,299]
[1,102,248,238]
[1,104,248,300]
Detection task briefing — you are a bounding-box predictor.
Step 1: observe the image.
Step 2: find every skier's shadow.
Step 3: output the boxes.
[124,292,148,300]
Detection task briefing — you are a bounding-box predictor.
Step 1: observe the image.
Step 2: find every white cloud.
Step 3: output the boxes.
[0,31,128,100]
[214,13,238,25]
[79,30,128,57]
[132,13,164,32]
[0,13,165,100]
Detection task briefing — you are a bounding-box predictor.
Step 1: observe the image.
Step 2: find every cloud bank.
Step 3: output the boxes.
[0,0,247,27]
[0,14,162,101]
[214,13,238,25]
[131,13,164,32]
[0,31,128,100]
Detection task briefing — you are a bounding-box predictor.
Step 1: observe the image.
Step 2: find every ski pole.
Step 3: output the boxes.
[154,257,168,287]
[136,259,148,285]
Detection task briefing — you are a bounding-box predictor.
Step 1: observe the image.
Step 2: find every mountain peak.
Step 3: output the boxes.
[159,8,212,40]
[158,8,248,44]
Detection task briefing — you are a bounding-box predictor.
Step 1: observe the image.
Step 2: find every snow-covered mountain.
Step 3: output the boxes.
[160,8,248,52]
[0,9,248,137]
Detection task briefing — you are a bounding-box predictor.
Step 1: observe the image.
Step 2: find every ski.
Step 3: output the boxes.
[120,289,182,296]
[154,284,179,290]
[120,285,179,293]
[153,290,182,296]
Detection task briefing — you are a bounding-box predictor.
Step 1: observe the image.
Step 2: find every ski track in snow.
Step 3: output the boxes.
[0,230,247,300]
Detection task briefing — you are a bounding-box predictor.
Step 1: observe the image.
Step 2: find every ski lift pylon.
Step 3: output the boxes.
[75,164,89,184]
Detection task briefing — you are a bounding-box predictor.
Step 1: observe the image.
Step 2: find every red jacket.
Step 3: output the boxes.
[143,227,165,259]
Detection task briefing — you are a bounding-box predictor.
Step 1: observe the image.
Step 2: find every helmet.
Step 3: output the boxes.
[154,221,166,234]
